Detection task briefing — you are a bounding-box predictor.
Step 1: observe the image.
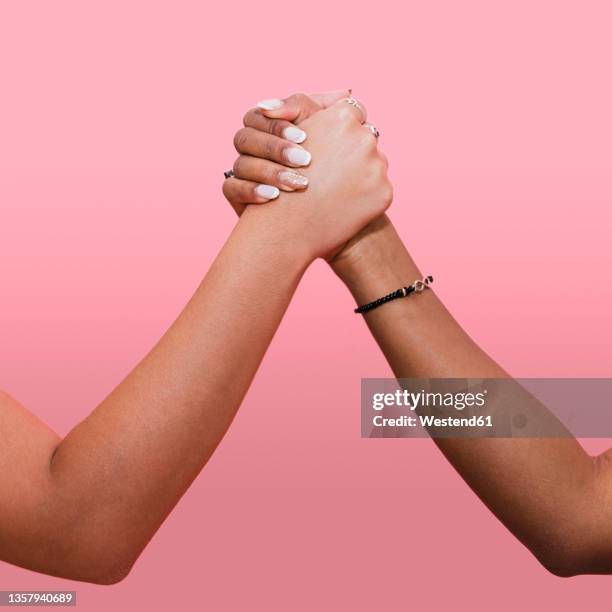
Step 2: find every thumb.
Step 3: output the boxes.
[256,92,330,124]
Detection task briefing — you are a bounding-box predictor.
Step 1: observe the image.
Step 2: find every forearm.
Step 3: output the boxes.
[333,215,607,575]
[1,98,393,584]
[333,216,501,378]
[32,206,308,583]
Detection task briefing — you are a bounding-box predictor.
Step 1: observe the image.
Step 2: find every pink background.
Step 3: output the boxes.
[1,1,611,610]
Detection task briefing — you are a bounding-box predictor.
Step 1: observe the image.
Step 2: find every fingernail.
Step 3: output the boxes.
[285,148,312,166]
[257,98,284,110]
[283,126,307,144]
[255,184,280,200]
[279,171,309,189]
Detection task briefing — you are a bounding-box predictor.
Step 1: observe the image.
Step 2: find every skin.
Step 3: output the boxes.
[224,91,354,210]
[227,93,612,577]
[0,99,391,584]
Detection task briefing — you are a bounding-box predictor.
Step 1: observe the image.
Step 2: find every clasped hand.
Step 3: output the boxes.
[222,90,393,263]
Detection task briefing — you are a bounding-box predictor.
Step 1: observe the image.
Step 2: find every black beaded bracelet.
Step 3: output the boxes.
[354,276,433,314]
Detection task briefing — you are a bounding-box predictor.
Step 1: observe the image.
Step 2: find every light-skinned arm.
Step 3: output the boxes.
[0,100,391,584]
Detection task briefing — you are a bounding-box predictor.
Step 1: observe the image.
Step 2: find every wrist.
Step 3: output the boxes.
[331,215,407,281]
[236,204,315,272]
[331,215,422,304]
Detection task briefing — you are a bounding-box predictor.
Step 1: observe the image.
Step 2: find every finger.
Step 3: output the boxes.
[327,97,368,124]
[233,155,309,192]
[256,92,322,123]
[222,177,280,215]
[363,122,380,140]
[309,88,352,108]
[233,127,311,167]
[242,108,307,144]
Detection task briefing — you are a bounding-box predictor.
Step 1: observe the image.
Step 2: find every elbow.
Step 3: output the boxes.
[70,541,141,585]
[57,557,136,586]
[82,560,135,585]
[531,458,607,578]
[42,534,139,585]
[538,557,582,578]
[533,540,597,578]
[48,552,136,585]
[89,571,130,586]
[34,502,142,584]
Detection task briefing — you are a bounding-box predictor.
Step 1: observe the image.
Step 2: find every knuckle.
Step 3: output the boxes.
[232,156,245,176]
[379,151,389,170]
[287,92,309,105]
[240,180,255,202]
[373,155,387,175]
[266,118,283,138]
[242,108,260,127]
[267,139,284,161]
[362,132,378,152]
[377,161,390,184]
[265,163,280,185]
[284,92,315,123]
[380,180,394,208]
[233,128,250,152]
[335,104,355,123]
[222,178,233,200]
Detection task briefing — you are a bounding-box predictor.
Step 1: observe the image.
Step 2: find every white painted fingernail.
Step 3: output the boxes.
[257,98,284,110]
[283,126,307,144]
[255,184,280,200]
[279,171,309,188]
[285,148,312,166]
